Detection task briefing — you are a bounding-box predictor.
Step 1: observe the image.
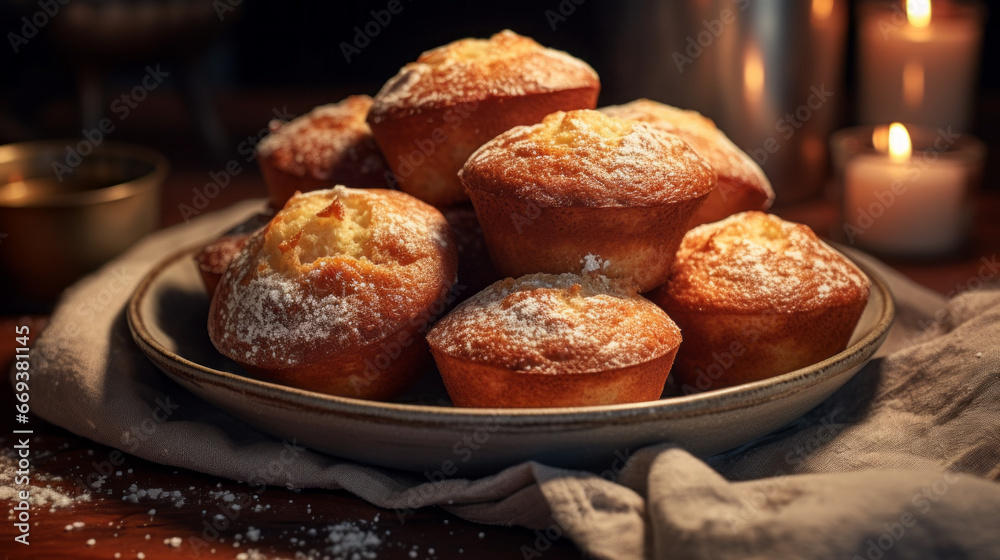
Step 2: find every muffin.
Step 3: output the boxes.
[208,187,458,400]
[367,29,600,207]
[649,212,870,393]
[460,109,717,292]
[195,212,273,298]
[256,95,391,208]
[427,272,682,408]
[600,99,774,226]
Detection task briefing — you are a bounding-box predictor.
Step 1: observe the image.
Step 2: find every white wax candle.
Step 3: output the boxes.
[844,153,968,255]
[858,3,982,130]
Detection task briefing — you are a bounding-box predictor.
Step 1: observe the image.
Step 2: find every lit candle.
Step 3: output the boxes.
[840,123,980,256]
[858,0,983,130]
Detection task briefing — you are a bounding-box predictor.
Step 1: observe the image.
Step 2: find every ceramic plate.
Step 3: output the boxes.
[127,248,894,475]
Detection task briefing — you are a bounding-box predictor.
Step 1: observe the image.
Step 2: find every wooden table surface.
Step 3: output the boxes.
[0,321,580,560]
[2,164,999,559]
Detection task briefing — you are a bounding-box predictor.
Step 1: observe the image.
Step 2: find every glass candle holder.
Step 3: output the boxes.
[857,0,986,131]
[830,123,985,258]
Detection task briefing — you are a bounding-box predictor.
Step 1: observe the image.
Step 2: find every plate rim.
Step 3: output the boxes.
[126,247,895,428]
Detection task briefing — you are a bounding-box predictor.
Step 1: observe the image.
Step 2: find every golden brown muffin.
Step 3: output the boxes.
[256,95,391,208]
[367,29,600,207]
[600,99,774,226]
[195,212,273,298]
[208,187,458,400]
[460,109,717,292]
[427,272,682,408]
[649,211,870,393]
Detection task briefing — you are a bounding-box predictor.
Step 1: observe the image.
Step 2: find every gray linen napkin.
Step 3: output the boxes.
[20,200,1000,559]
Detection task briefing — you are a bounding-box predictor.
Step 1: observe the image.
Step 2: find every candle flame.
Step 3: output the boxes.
[907,0,931,28]
[888,123,912,162]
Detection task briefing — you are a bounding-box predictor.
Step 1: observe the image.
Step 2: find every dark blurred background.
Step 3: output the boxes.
[1,0,999,310]
[2,0,997,175]
[1,0,620,173]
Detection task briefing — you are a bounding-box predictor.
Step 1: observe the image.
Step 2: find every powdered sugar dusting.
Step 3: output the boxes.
[256,95,388,182]
[325,521,382,558]
[369,30,598,119]
[460,110,716,207]
[209,187,455,370]
[665,212,870,313]
[428,273,680,374]
[218,265,373,366]
[601,99,773,208]
[0,451,90,510]
[581,253,609,273]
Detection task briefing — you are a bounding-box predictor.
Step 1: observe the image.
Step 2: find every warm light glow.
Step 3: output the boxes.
[743,46,765,107]
[0,179,29,203]
[812,0,834,23]
[903,60,925,108]
[873,126,889,153]
[907,0,931,28]
[888,123,913,163]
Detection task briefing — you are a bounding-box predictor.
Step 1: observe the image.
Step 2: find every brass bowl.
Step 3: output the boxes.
[0,140,168,302]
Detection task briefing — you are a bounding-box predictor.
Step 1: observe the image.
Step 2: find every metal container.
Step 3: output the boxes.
[0,141,168,302]
[610,0,848,203]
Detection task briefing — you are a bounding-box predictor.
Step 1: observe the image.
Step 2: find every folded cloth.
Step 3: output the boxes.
[21,200,1000,559]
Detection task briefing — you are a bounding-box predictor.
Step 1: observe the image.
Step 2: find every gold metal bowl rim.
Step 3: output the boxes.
[0,139,170,209]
